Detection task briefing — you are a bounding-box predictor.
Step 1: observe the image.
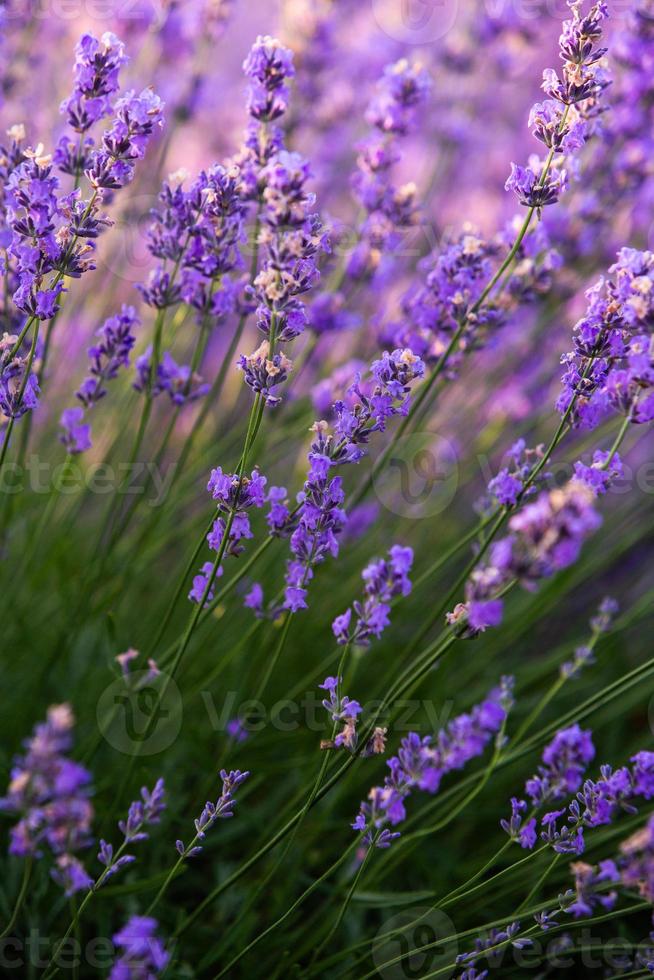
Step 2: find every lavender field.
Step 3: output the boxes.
[1,0,654,977]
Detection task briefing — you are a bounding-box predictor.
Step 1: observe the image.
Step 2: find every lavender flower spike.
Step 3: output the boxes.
[176,770,249,858]
[109,916,169,979]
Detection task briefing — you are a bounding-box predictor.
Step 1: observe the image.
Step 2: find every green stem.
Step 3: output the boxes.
[0,858,32,939]
[311,832,378,965]
[0,318,41,481]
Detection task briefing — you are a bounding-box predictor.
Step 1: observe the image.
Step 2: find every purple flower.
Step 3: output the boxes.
[59,407,92,455]
[468,600,504,632]
[54,32,126,177]
[109,916,168,979]
[280,351,423,614]
[456,478,602,637]
[568,859,620,917]
[96,778,166,886]
[506,2,608,215]
[134,349,209,406]
[243,583,264,617]
[60,32,127,135]
[487,461,527,508]
[319,677,362,751]
[574,450,623,495]
[177,770,249,858]
[50,854,94,897]
[243,35,295,122]
[558,249,654,430]
[505,161,568,210]
[354,678,513,847]
[0,705,93,891]
[188,467,267,607]
[76,305,138,407]
[86,88,164,190]
[522,725,595,807]
[332,545,414,647]
[0,334,40,422]
[139,164,245,325]
[188,561,222,607]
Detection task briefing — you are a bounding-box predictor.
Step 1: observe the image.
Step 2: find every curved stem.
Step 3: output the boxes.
[0,858,32,940]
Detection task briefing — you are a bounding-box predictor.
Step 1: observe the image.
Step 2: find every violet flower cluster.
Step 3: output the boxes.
[346,58,431,284]
[352,677,513,848]
[109,915,169,979]
[60,304,138,454]
[387,221,559,378]
[0,31,161,428]
[54,32,128,177]
[506,0,609,212]
[235,36,329,406]
[97,778,166,885]
[558,248,654,428]
[450,464,621,636]
[0,704,93,896]
[332,545,413,647]
[176,769,249,858]
[505,742,654,859]
[456,920,534,977]
[280,349,424,613]
[140,165,244,311]
[189,467,267,607]
[318,677,364,752]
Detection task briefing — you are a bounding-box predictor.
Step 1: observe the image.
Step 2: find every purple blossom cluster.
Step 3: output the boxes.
[134,348,210,407]
[505,746,654,858]
[55,32,127,176]
[319,676,363,752]
[234,37,329,406]
[483,439,547,511]
[352,678,513,848]
[558,248,654,428]
[279,349,424,613]
[0,30,161,427]
[332,545,413,647]
[139,163,245,318]
[60,304,139,454]
[0,329,40,422]
[85,87,164,192]
[97,778,166,885]
[176,769,249,858]
[0,704,93,894]
[346,58,431,283]
[109,915,168,979]
[457,920,533,976]
[452,476,604,635]
[506,0,609,212]
[189,468,267,606]
[387,222,559,377]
